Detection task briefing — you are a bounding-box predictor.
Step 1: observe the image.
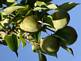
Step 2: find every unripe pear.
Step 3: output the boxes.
[52,11,70,31]
[40,35,59,55]
[55,26,78,45]
[20,15,40,32]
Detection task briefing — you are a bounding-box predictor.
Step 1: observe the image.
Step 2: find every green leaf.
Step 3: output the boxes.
[43,15,54,28]
[62,45,74,56]
[2,6,25,15]
[39,53,47,61]
[0,13,3,21]
[0,19,9,26]
[66,48,74,56]
[4,34,18,56]
[0,13,1,20]
[0,23,4,30]
[34,1,47,7]
[38,15,55,32]
[18,38,21,48]
[33,7,47,11]
[7,0,15,3]
[32,31,41,41]
[57,2,79,12]
[19,35,26,48]
[47,3,57,10]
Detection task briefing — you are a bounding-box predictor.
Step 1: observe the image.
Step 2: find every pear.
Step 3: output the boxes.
[55,26,77,45]
[40,35,59,55]
[20,15,40,32]
[52,11,70,31]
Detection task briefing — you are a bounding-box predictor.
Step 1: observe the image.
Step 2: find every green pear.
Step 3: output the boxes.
[40,35,59,55]
[55,26,77,45]
[52,11,70,31]
[20,15,40,32]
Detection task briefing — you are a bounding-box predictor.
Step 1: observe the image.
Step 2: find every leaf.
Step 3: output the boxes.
[43,15,54,28]
[2,6,25,15]
[7,0,15,3]
[54,34,74,55]
[0,19,9,26]
[62,45,74,56]
[4,34,18,56]
[38,15,55,32]
[19,35,26,48]
[0,13,1,20]
[46,26,55,32]
[47,3,57,10]
[0,13,3,21]
[66,48,74,56]
[32,31,41,41]
[18,38,21,48]
[39,53,47,61]
[57,2,79,12]
[34,1,47,7]
[0,23,3,30]
[33,7,47,11]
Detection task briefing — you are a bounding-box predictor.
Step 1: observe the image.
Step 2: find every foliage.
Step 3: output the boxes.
[0,0,79,61]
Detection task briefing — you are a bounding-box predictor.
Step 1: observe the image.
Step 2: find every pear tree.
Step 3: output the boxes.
[0,0,79,61]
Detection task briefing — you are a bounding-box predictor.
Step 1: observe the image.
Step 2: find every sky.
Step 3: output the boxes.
[0,0,81,61]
